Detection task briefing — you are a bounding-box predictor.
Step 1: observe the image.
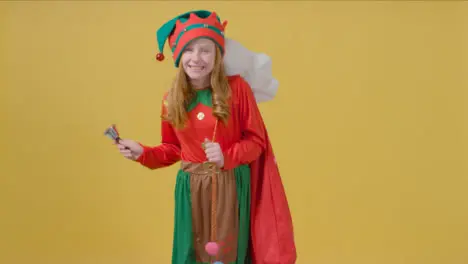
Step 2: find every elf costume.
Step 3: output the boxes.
[136,10,297,264]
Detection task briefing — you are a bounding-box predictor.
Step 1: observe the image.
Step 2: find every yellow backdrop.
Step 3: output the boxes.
[1,1,467,264]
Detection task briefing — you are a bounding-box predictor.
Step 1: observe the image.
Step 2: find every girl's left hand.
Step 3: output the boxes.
[203,138,224,168]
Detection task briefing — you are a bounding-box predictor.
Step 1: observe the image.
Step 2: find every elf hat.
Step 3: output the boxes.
[155,10,279,103]
[155,10,227,67]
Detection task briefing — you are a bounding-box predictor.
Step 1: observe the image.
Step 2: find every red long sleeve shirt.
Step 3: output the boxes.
[136,75,266,171]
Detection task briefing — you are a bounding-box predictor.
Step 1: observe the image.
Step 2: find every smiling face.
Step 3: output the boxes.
[180,38,216,84]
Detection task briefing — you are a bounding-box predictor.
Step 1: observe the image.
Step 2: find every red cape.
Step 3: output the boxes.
[248,119,297,263]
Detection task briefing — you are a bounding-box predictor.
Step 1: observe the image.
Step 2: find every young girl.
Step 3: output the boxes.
[116,10,296,264]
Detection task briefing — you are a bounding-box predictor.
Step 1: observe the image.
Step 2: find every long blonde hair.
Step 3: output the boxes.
[163,46,231,130]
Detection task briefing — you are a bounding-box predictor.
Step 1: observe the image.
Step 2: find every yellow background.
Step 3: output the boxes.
[1,1,467,264]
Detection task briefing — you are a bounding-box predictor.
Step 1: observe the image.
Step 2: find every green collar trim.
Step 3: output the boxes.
[187,89,213,112]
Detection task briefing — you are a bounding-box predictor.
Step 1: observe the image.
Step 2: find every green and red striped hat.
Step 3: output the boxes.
[155,10,228,67]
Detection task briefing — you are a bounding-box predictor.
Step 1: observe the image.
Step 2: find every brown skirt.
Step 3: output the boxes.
[171,161,251,264]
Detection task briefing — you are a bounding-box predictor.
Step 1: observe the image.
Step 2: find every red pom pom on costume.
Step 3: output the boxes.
[156,53,165,61]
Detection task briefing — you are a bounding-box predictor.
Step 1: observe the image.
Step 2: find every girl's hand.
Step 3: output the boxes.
[115,139,144,161]
[203,138,224,168]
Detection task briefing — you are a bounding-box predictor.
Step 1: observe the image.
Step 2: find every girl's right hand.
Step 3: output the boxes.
[115,139,144,161]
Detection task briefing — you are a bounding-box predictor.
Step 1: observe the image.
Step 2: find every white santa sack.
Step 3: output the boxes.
[223,38,279,103]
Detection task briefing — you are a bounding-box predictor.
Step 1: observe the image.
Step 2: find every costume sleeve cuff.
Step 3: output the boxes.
[222,150,235,170]
[135,143,147,163]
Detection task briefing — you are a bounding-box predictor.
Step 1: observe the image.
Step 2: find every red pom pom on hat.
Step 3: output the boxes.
[156,52,165,61]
